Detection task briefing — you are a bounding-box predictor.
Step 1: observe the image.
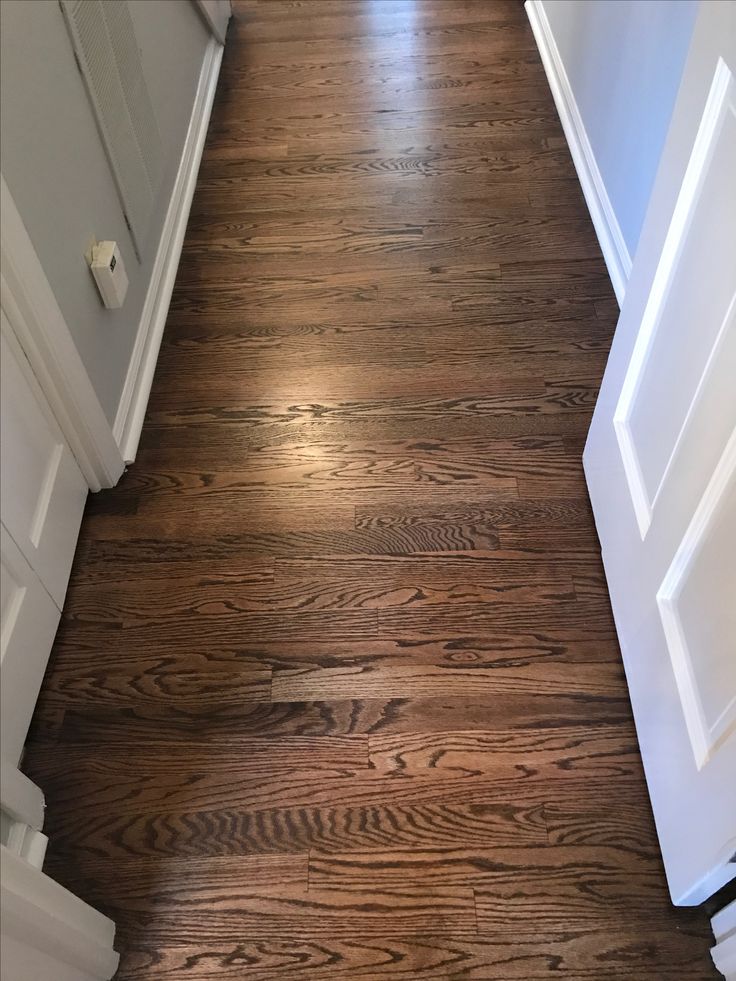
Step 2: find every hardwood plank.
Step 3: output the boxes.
[57,877,478,943]
[111,930,719,981]
[26,757,647,819]
[40,800,548,861]
[143,388,594,427]
[71,525,502,580]
[272,662,627,701]
[27,736,370,780]
[44,631,621,675]
[52,693,634,746]
[368,725,635,774]
[377,598,617,638]
[34,663,273,710]
[354,498,597,531]
[543,794,662,851]
[64,568,575,625]
[308,844,663,891]
[157,317,611,374]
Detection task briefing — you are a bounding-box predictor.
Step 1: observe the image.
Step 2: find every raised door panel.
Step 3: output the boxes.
[614,61,736,537]
[0,317,87,607]
[0,526,60,767]
[658,436,736,769]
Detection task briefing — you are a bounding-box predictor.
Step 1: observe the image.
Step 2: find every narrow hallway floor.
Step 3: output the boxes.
[24,1,718,978]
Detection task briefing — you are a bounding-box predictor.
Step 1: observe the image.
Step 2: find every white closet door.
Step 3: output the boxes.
[584,1,736,905]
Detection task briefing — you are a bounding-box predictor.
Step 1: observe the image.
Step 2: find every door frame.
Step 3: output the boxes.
[0,176,124,493]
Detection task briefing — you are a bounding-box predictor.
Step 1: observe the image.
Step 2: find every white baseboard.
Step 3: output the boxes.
[113,37,223,463]
[525,0,632,306]
[712,900,736,979]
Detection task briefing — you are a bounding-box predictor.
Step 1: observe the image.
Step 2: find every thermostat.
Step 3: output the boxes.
[89,240,128,309]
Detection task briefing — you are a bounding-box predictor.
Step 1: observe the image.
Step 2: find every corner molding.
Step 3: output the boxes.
[0,759,44,830]
[194,0,232,45]
[113,36,224,463]
[525,0,632,306]
[712,899,736,979]
[1,845,119,980]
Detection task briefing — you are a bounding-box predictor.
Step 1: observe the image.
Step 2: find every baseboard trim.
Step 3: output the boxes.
[711,899,736,979]
[525,0,632,306]
[113,36,223,463]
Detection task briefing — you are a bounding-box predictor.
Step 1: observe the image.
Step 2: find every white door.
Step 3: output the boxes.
[0,313,87,768]
[584,1,736,906]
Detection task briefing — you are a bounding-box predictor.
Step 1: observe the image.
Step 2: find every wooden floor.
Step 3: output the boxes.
[23,1,718,978]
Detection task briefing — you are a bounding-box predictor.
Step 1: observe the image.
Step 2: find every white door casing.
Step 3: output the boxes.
[584,0,736,906]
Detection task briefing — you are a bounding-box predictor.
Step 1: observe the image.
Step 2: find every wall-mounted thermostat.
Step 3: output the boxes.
[89,240,128,309]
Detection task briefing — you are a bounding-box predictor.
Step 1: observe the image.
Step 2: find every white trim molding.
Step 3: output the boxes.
[195,0,232,44]
[1,845,119,981]
[0,177,124,492]
[712,899,736,979]
[0,759,44,831]
[525,0,632,306]
[113,35,224,463]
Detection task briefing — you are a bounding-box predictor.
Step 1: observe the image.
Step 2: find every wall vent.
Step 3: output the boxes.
[60,0,162,260]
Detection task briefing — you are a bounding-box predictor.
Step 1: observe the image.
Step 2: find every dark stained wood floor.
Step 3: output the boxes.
[23,1,718,978]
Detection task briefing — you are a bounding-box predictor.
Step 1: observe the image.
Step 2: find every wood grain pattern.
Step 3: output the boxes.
[39,800,549,861]
[21,0,716,977]
[111,931,719,981]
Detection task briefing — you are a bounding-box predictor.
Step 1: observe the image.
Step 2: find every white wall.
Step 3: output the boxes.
[539,0,699,262]
[0,0,210,424]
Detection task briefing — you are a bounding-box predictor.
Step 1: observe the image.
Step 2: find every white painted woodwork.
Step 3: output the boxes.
[0,762,44,831]
[195,0,232,44]
[113,36,224,462]
[0,176,125,493]
[712,899,736,979]
[584,0,736,905]
[60,0,163,259]
[0,309,86,773]
[1,846,119,981]
[525,0,632,304]
[0,527,60,770]
[0,321,87,608]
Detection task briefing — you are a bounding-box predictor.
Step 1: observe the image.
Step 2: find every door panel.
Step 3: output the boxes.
[0,526,60,768]
[0,308,87,769]
[0,316,87,607]
[658,435,736,768]
[614,59,736,536]
[584,2,736,905]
